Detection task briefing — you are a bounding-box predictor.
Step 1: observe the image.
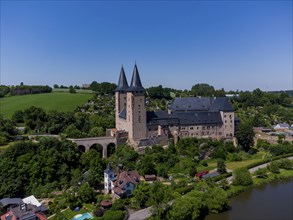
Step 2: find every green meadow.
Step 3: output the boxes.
[0,92,93,118]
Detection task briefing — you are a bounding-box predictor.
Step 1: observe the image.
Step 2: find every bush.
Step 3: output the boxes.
[227,153,242,162]
[200,160,208,167]
[102,210,125,220]
[278,159,293,170]
[255,168,268,178]
[233,168,253,186]
[268,161,280,174]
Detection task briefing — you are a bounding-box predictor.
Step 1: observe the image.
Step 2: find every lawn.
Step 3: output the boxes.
[0,92,92,118]
[226,151,266,171]
[50,204,97,220]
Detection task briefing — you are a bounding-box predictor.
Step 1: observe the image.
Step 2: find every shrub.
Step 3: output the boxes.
[255,168,268,178]
[268,161,280,174]
[200,160,208,167]
[233,168,253,186]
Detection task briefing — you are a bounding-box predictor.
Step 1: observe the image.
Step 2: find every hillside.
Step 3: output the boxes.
[0,91,92,118]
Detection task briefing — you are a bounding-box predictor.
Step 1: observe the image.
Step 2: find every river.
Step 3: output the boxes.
[205,178,293,220]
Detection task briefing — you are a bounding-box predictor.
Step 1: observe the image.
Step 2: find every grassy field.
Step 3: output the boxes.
[0,92,92,118]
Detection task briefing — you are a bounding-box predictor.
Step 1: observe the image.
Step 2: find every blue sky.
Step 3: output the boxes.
[1,0,292,91]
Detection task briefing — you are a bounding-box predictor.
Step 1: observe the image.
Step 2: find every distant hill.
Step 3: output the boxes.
[0,91,92,118]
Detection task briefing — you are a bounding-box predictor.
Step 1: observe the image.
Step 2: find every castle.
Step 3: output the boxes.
[113,64,235,147]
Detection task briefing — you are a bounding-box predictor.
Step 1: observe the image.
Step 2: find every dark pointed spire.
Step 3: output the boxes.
[115,66,129,92]
[127,64,145,92]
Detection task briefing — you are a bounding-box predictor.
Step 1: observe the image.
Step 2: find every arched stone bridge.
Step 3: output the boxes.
[69,136,117,158]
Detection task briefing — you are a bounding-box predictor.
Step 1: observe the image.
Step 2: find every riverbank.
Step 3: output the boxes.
[226,168,293,198]
[205,177,293,220]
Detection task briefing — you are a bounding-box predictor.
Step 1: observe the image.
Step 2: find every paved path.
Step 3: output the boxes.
[128,207,152,220]
[226,156,293,184]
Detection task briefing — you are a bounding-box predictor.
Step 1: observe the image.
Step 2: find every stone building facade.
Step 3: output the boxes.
[114,65,235,147]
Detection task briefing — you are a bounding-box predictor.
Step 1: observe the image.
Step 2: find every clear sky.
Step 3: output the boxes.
[1,0,292,91]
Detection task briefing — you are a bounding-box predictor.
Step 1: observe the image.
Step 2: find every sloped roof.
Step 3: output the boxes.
[175,112,223,125]
[115,66,129,92]
[0,198,22,207]
[113,170,140,190]
[210,97,234,112]
[169,97,233,112]
[147,111,179,126]
[127,64,145,92]
[202,171,221,179]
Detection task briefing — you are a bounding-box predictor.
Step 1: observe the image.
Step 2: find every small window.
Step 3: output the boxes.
[190,127,194,130]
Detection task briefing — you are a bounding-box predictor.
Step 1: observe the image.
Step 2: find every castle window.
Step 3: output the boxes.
[197,127,199,130]
[224,115,226,118]
[190,127,194,130]
[138,116,141,123]
[202,126,205,130]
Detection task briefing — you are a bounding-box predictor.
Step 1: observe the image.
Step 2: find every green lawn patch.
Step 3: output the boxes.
[0,92,92,118]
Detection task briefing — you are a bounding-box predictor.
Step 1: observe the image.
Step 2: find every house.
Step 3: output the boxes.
[104,163,140,198]
[0,196,48,220]
[144,174,156,181]
[0,203,47,220]
[113,64,235,148]
[195,170,209,179]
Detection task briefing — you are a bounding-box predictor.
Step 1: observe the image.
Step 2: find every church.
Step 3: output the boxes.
[113,64,235,148]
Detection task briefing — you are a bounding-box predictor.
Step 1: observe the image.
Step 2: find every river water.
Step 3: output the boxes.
[205,178,293,220]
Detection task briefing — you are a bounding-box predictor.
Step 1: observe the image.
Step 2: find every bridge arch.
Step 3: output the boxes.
[90,144,103,156]
[69,136,117,158]
[107,142,116,157]
[78,145,86,152]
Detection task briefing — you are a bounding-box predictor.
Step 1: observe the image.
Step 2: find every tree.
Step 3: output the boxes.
[235,121,255,151]
[12,110,24,123]
[69,86,76,93]
[233,168,253,186]
[53,84,59,89]
[132,182,151,208]
[78,183,95,203]
[149,182,173,219]
[23,106,47,132]
[191,83,215,96]
[89,127,104,137]
[136,155,156,175]
[217,159,227,174]
[268,161,280,174]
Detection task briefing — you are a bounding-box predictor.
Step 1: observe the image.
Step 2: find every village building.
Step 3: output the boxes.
[112,64,235,147]
[104,163,140,198]
[0,195,48,220]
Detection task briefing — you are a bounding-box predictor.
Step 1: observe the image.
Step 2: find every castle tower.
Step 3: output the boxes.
[115,66,129,130]
[126,64,147,145]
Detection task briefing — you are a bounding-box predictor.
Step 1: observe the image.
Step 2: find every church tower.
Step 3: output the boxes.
[126,64,147,146]
[115,66,129,130]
